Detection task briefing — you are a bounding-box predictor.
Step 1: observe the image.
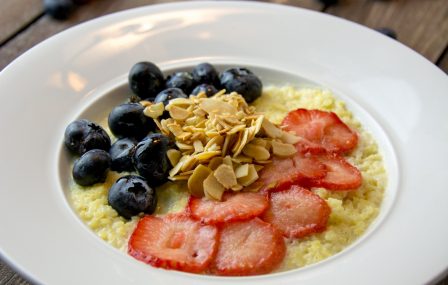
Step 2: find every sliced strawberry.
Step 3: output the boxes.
[258,154,326,193]
[211,218,286,276]
[282,109,358,154]
[261,185,331,238]
[128,213,218,273]
[309,152,362,190]
[188,192,268,225]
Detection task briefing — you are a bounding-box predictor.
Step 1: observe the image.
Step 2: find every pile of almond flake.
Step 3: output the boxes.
[141,90,300,200]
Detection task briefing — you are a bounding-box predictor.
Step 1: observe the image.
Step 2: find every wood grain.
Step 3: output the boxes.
[0,0,43,45]
[327,0,448,63]
[0,0,321,70]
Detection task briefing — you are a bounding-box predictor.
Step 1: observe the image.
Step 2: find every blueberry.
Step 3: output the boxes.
[132,133,172,186]
[165,72,195,94]
[109,138,138,172]
[376,27,397,40]
[44,0,75,20]
[219,67,262,103]
[191,84,218,97]
[129,62,165,100]
[108,175,157,219]
[72,149,111,186]
[64,119,111,155]
[192,63,220,86]
[108,103,155,140]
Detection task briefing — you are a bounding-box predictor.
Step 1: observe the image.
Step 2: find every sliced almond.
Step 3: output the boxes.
[243,181,263,192]
[232,155,253,164]
[280,131,301,144]
[166,149,181,167]
[203,172,225,201]
[176,142,194,150]
[180,155,197,172]
[237,164,259,186]
[222,155,233,166]
[187,164,212,197]
[261,118,283,138]
[231,184,243,191]
[200,99,237,115]
[169,155,189,177]
[140,100,152,107]
[271,140,297,157]
[167,123,184,137]
[143,102,165,119]
[208,157,223,170]
[214,164,237,188]
[235,164,249,178]
[167,98,192,106]
[242,143,270,161]
[194,150,221,162]
[168,105,190,121]
[233,128,249,157]
[254,164,264,172]
[193,140,204,153]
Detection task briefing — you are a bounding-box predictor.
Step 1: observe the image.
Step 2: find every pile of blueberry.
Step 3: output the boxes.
[64,61,262,219]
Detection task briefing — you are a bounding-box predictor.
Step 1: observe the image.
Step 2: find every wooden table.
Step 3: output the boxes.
[0,0,447,284]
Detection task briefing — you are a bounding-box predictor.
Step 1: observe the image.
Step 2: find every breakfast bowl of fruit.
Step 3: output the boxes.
[0,1,447,285]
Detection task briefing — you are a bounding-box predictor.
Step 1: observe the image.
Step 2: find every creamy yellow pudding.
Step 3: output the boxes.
[69,85,386,270]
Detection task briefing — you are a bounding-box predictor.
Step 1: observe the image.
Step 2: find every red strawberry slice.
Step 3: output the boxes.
[309,152,362,190]
[211,218,286,276]
[258,154,326,193]
[128,213,218,273]
[261,185,331,238]
[188,192,268,225]
[282,109,358,154]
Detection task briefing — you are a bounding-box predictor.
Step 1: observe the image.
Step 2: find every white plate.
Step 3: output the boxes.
[0,1,447,284]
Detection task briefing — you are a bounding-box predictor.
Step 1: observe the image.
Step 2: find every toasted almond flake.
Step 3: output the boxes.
[187,164,212,197]
[194,150,221,161]
[251,138,267,148]
[222,133,233,156]
[143,102,165,119]
[208,157,223,170]
[223,116,241,126]
[242,143,270,161]
[237,164,259,186]
[176,142,193,150]
[254,165,264,172]
[167,98,192,106]
[280,131,301,144]
[153,119,169,135]
[203,172,225,201]
[261,118,283,138]
[168,105,191,121]
[228,124,246,134]
[214,164,237,188]
[254,160,272,165]
[235,164,249,178]
[169,155,189,177]
[231,184,243,191]
[222,155,233,166]
[167,123,184,137]
[232,155,253,164]
[178,132,193,141]
[271,140,297,157]
[180,156,197,172]
[167,149,181,167]
[193,108,207,117]
[140,100,153,107]
[193,140,204,153]
[169,175,190,181]
[233,128,249,157]
[253,115,264,134]
[243,181,263,192]
[200,99,238,115]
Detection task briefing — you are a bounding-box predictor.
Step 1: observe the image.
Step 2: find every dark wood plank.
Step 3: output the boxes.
[0,0,43,44]
[438,49,448,73]
[327,0,448,63]
[255,0,322,10]
[0,259,32,285]
[0,0,321,71]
